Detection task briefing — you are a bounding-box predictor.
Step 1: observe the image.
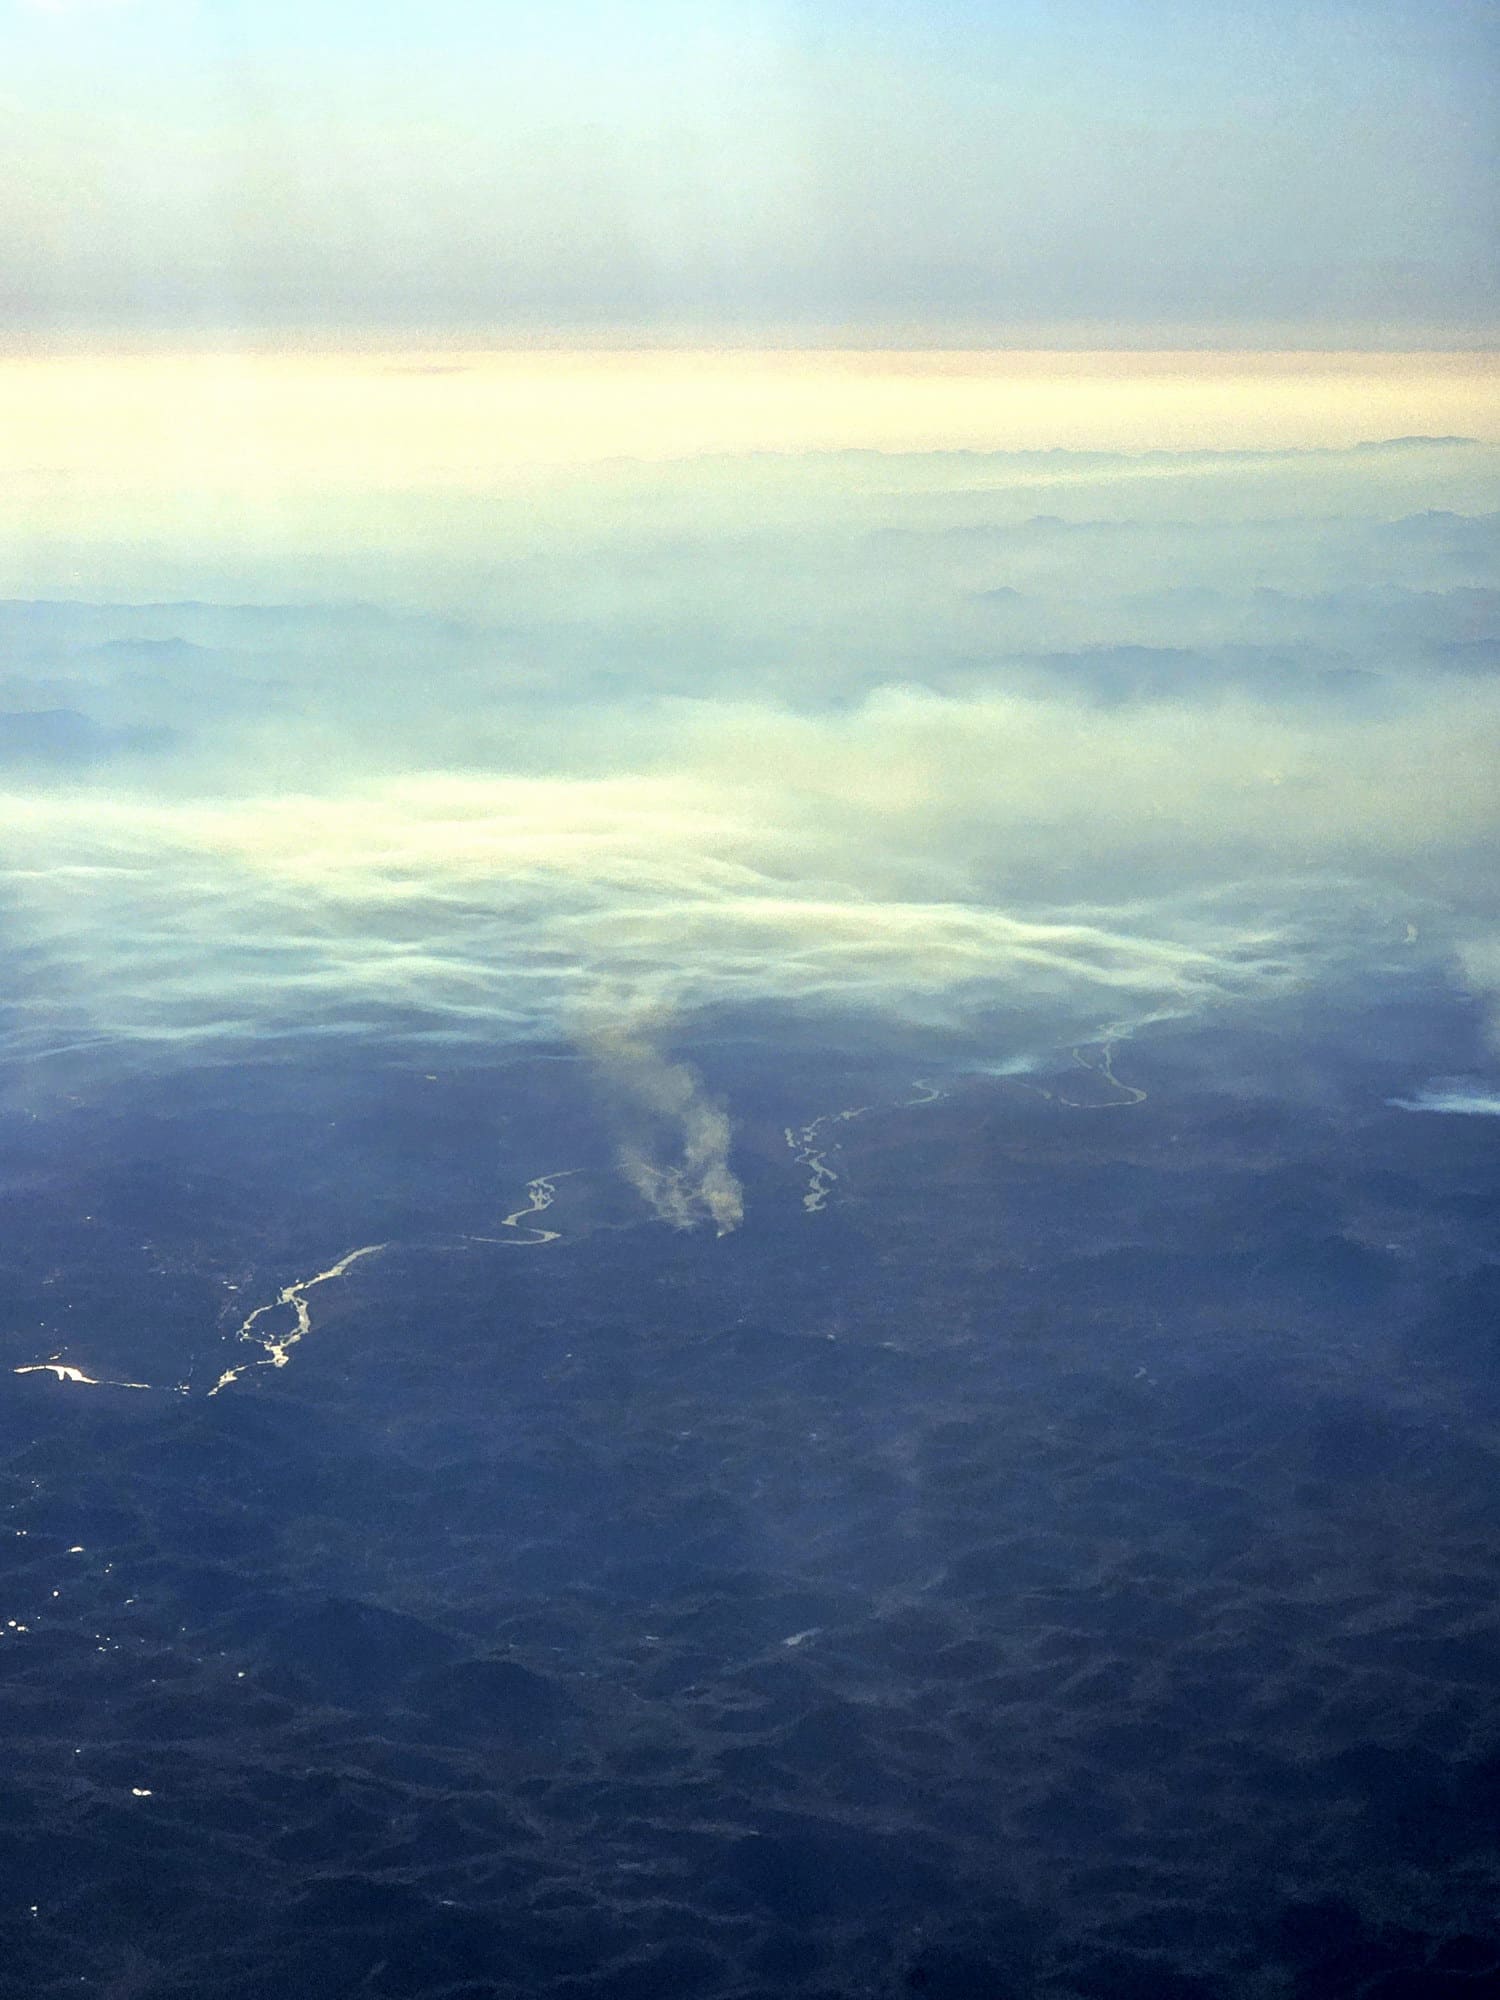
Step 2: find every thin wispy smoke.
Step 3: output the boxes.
[1390,1084,1500,1116]
[1457,938,1500,1051]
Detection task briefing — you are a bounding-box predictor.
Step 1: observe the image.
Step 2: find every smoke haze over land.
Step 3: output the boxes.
[1,414,1497,1132]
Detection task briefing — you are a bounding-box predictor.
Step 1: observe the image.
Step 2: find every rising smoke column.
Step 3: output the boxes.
[587,1017,744,1236]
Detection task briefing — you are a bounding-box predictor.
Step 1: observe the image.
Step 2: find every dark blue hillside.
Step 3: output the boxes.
[2,1016,1498,1998]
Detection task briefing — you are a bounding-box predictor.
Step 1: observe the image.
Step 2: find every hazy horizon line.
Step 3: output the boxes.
[6,328,1498,363]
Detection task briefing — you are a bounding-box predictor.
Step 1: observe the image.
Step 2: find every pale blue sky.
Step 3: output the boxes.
[4,0,1494,340]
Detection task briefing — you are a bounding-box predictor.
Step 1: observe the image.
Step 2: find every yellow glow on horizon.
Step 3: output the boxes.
[4,349,1496,496]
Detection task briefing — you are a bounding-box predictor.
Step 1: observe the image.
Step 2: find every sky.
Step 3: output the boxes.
[3,0,1495,344]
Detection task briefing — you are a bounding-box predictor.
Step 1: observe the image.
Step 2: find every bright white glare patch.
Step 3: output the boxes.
[13,1360,151,1389]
